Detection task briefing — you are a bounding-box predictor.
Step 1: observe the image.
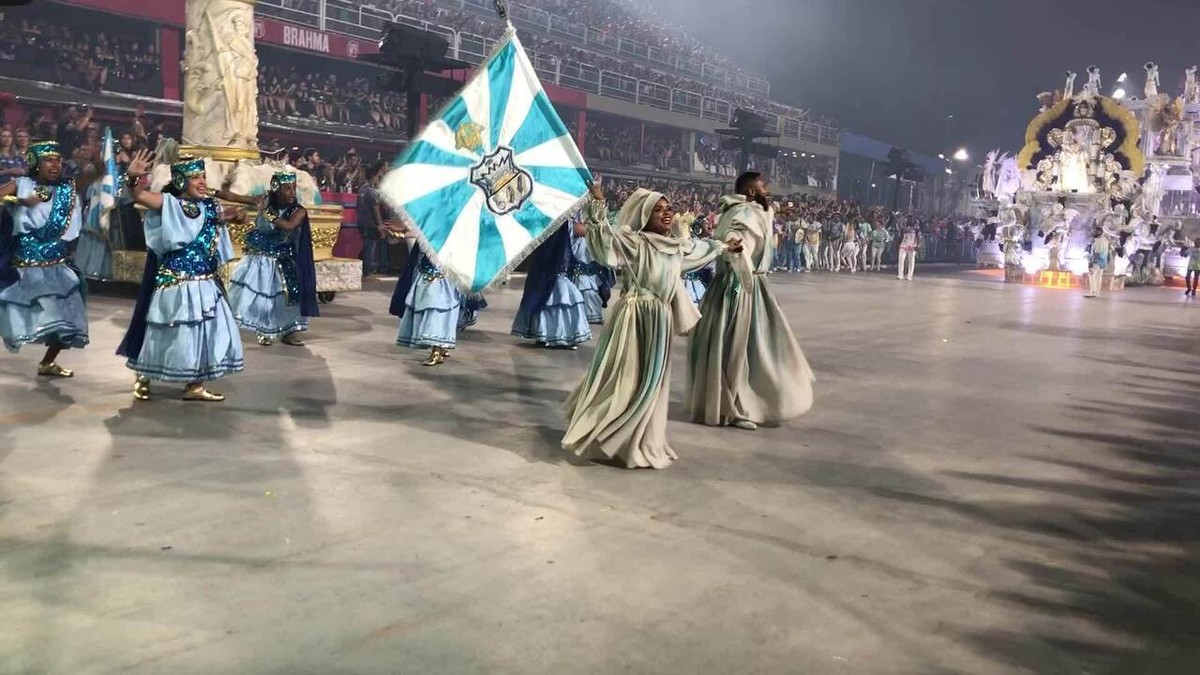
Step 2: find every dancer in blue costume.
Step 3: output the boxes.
[389,246,487,366]
[0,140,88,377]
[511,223,592,349]
[225,171,319,346]
[681,263,714,305]
[76,172,114,280]
[681,216,715,305]
[569,217,613,324]
[117,151,246,402]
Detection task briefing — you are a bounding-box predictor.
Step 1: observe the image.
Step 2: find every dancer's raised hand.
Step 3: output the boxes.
[127,149,155,177]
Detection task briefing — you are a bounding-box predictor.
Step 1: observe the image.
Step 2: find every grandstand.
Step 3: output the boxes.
[0,0,839,194]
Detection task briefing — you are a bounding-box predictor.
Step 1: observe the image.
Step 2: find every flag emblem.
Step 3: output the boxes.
[470,146,533,216]
[379,28,592,294]
[455,122,485,153]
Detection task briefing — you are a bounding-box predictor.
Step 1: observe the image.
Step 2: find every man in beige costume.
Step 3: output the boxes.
[685,172,815,430]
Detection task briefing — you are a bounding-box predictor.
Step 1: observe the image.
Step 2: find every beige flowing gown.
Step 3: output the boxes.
[562,199,725,469]
[685,195,815,426]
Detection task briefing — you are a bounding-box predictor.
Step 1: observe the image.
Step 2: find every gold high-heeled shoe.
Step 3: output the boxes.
[37,362,74,378]
[133,376,151,401]
[421,347,445,367]
[182,384,225,402]
[257,335,274,346]
[281,332,305,347]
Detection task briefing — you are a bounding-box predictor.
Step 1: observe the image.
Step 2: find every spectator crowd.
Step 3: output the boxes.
[261,142,378,194]
[589,177,986,269]
[376,0,767,82]
[326,0,826,129]
[0,14,160,94]
[257,60,409,133]
[0,104,182,188]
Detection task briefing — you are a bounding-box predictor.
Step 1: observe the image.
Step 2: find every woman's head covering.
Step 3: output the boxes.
[25,140,60,176]
[170,155,206,191]
[270,171,297,192]
[616,188,667,232]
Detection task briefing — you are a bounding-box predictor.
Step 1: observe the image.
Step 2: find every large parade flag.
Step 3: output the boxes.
[99,127,118,231]
[379,27,592,294]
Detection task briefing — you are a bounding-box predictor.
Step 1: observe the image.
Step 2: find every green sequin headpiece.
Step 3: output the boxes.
[270,171,297,191]
[25,140,61,171]
[170,155,206,190]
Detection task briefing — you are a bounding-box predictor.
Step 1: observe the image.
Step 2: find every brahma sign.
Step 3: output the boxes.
[254,17,376,60]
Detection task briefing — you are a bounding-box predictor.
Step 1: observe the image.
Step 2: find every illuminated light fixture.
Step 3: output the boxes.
[1117,72,1128,83]
[945,168,952,175]
[870,183,877,188]
[953,148,969,161]
[1113,88,1126,100]
[938,153,945,159]
[1036,270,1074,289]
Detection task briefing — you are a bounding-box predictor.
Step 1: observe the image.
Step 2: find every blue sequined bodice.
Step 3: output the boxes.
[245,205,298,258]
[16,232,69,266]
[15,182,74,265]
[418,255,444,282]
[569,260,605,279]
[156,198,222,287]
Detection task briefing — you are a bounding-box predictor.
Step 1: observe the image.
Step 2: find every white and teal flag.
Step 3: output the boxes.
[99,127,118,231]
[379,28,592,294]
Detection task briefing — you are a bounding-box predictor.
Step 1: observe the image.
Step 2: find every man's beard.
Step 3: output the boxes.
[752,193,770,210]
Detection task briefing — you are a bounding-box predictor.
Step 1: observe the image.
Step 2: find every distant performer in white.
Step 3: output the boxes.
[1144,62,1160,99]
[1084,66,1101,98]
[1185,66,1199,104]
[896,218,920,280]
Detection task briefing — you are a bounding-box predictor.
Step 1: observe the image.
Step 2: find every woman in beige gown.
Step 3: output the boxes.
[562,184,736,469]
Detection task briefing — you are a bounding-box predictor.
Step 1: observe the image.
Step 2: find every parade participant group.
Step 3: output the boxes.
[12,12,1188,473]
[5,123,1193,472]
[0,131,815,468]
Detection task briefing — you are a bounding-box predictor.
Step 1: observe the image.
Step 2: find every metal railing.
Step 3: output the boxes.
[450,0,769,95]
[254,0,840,148]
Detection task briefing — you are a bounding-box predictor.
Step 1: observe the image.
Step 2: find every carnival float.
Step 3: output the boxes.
[971,63,1200,289]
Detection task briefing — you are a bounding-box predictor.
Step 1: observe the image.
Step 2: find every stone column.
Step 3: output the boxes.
[168,0,357,292]
[181,0,260,161]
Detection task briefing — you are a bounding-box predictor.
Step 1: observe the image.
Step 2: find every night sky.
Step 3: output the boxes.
[652,0,1200,157]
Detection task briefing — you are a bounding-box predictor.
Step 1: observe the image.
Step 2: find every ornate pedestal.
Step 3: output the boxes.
[225,204,343,260]
[113,250,149,284]
[314,259,364,292]
[221,204,363,294]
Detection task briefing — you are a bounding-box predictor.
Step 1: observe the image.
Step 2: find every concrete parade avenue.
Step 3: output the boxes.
[1,270,1197,675]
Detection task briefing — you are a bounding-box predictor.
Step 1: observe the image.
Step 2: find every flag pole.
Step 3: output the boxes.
[493,0,512,28]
